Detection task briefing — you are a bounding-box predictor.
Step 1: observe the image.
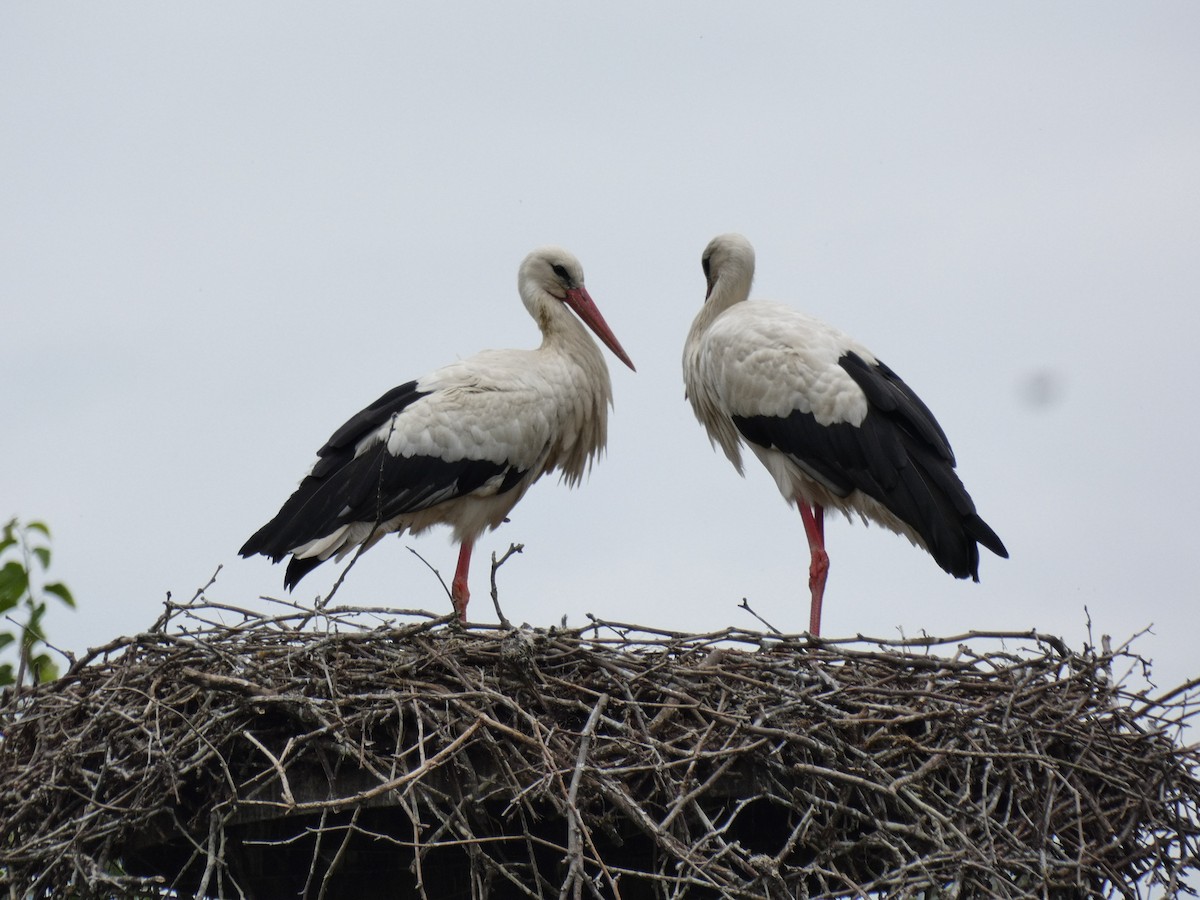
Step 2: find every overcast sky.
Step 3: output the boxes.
[3,3,1198,696]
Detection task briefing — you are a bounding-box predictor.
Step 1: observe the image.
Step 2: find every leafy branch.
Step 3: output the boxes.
[0,518,75,688]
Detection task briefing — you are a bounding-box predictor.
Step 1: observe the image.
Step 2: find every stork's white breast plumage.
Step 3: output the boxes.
[240,246,635,621]
[684,233,1007,635]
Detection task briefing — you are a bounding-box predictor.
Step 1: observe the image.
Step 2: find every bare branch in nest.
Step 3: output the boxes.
[152,564,223,632]
[318,539,374,610]
[407,545,453,603]
[2,601,1199,899]
[560,692,614,900]
[737,597,782,635]
[490,542,523,629]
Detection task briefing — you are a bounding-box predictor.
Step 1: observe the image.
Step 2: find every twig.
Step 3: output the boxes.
[737,598,782,635]
[490,543,524,628]
[318,540,372,610]
[243,731,296,807]
[152,565,223,632]
[316,806,361,900]
[561,693,610,900]
[249,719,484,813]
[407,546,453,603]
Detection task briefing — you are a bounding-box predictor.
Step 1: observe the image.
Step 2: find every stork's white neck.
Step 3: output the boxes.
[688,249,755,360]
[528,292,613,488]
[701,242,755,330]
[539,297,610,383]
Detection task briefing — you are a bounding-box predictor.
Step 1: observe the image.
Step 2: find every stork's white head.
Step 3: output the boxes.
[518,246,635,371]
[519,246,586,308]
[701,233,756,302]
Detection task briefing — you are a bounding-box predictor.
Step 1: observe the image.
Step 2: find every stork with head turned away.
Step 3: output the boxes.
[683,233,1006,635]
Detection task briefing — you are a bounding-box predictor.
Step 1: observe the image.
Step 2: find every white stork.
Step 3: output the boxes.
[240,246,635,621]
[683,233,1006,635]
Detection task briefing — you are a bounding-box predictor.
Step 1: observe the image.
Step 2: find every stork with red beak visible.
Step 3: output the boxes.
[241,246,635,620]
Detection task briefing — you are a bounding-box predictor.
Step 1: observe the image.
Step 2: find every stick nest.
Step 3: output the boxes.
[2,594,1199,899]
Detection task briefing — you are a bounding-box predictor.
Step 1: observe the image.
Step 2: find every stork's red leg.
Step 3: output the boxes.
[450,540,474,622]
[797,501,828,635]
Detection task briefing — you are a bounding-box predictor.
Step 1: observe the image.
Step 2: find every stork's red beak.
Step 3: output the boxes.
[565,286,636,372]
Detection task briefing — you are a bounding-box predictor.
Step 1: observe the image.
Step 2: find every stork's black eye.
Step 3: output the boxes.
[551,263,569,280]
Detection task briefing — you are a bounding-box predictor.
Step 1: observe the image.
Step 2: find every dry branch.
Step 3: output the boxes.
[1,598,1198,899]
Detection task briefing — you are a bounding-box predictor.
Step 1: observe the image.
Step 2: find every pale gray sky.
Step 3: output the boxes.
[4,3,1199,694]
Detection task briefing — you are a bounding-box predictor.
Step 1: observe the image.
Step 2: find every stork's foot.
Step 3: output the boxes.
[807,549,829,636]
[451,540,474,623]
[797,500,828,636]
[450,584,469,623]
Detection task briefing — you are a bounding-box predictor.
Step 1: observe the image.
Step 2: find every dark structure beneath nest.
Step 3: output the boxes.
[2,604,1199,899]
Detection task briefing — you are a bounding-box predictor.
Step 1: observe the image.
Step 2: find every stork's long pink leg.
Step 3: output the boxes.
[450,540,474,622]
[797,501,828,635]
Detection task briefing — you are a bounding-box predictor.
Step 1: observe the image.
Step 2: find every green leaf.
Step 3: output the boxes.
[0,536,16,556]
[31,653,58,684]
[0,561,29,611]
[44,582,76,608]
[0,633,13,651]
[33,546,51,570]
[26,521,50,538]
[0,663,14,687]
[24,602,47,642]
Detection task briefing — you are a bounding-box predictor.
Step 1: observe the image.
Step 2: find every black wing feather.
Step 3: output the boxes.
[731,353,1007,580]
[240,381,529,585]
[840,352,955,464]
[311,381,426,478]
